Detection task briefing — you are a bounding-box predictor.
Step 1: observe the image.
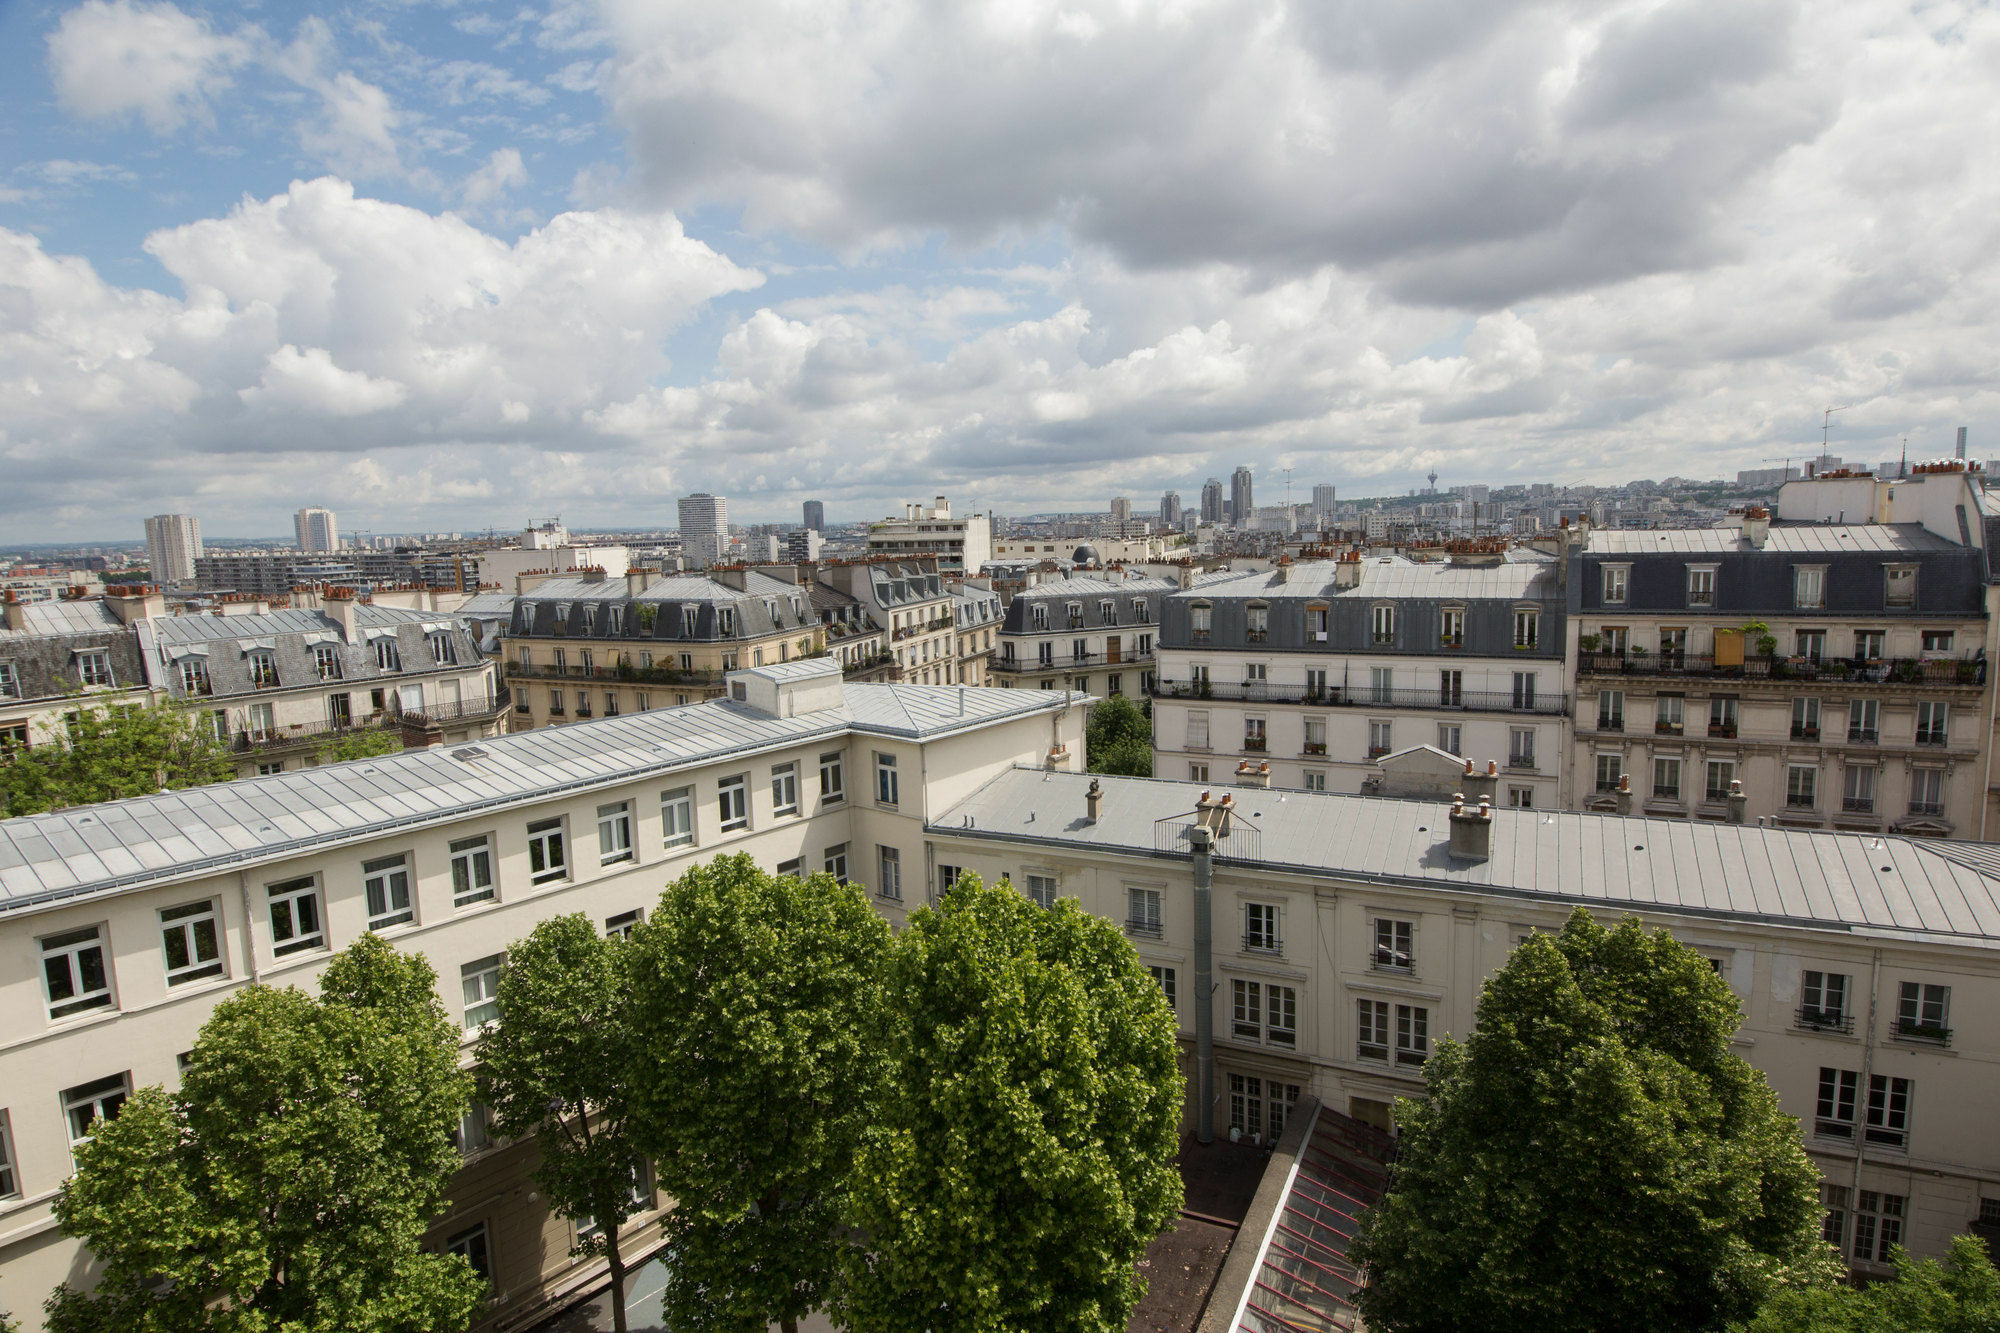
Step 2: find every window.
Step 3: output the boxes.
[1072,638,1088,663]
[1686,566,1715,607]
[1653,757,1682,802]
[1232,979,1263,1039]
[1509,726,1536,769]
[1127,887,1163,938]
[1910,767,1945,816]
[1303,769,1326,792]
[364,854,414,929]
[1855,629,1885,660]
[1786,765,1818,810]
[462,955,503,1029]
[1792,629,1825,662]
[1266,985,1297,1048]
[1025,874,1057,908]
[448,835,496,907]
[454,1102,492,1156]
[1879,563,1918,610]
[1709,695,1738,737]
[935,863,960,893]
[180,657,212,694]
[446,1222,492,1283]
[0,662,17,698]
[1396,1005,1429,1065]
[1372,918,1413,971]
[1602,565,1629,604]
[1508,784,1535,809]
[1801,970,1849,1028]
[0,1110,16,1199]
[875,753,899,805]
[1512,671,1537,710]
[549,689,565,717]
[661,787,694,848]
[1244,717,1266,752]
[1187,711,1210,750]
[1597,689,1624,731]
[597,802,634,866]
[527,818,567,884]
[718,775,749,831]
[1368,720,1392,757]
[75,650,113,687]
[374,637,402,671]
[772,763,800,816]
[1439,608,1465,647]
[1512,609,1539,650]
[1842,765,1876,814]
[605,909,643,940]
[1191,603,1211,638]
[1245,903,1280,953]
[1794,566,1826,609]
[1229,1072,1263,1140]
[267,876,324,956]
[1849,698,1879,742]
[63,1074,129,1146]
[824,843,850,882]
[1896,982,1950,1042]
[1148,965,1177,1009]
[1705,760,1737,803]
[1357,999,1390,1060]
[1594,752,1622,794]
[42,925,113,1019]
[1246,604,1269,641]
[1791,696,1820,740]
[1370,605,1395,645]
[877,846,902,901]
[1189,762,1209,782]
[160,900,223,986]
[1301,717,1328,757]
[1921,629,1954,653]
[1649,694,1683,736]
[1916,701,1948,745]
[603,692,619,717]
[1866,1075,1911,1148]
[430,633,457,666]
[1853,1191,1906,1264]
[1436,723,1461,755]
[1821,1184,1848,1249]
[819,752,845,803]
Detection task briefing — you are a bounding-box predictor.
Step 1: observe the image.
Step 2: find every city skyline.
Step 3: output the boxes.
[3,2,1997,542]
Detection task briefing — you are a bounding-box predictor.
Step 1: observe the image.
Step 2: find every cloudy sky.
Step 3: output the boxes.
[2,0,1997,541]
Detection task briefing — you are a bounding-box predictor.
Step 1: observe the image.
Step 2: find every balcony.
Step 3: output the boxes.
[1916,729,1948,746]
[1795,1006,1854,1035]
[996,650,1146,672]
[1598,715,1624,732]
[1508,754,1537,770]
[1655,721,1684,735]
[1893,1018,1951,1046]
[1125,917,1164,940]
[1150,679,1568,716]
[510,660,721,688]
[1791,725,1820,741]
[1577,651,1985,687]
[1848,728,1878,744]
[1842,798,1875,814]
[401,689,512,727]
[1302,741,1327,756]
[1708,722,1738,739]
[231,710,400,755]
[1243,933,1283,956]
[1908,800,1945,817]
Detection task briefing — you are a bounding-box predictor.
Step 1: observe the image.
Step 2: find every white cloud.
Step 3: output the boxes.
[47,0,253,132]
[276,18,406,180]
[240,345,410,415]
[462,148,528,206]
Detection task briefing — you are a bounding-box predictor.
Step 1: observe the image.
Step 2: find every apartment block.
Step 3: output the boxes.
[865,497,992,573]
[993,573,1182,700]
[142,514,202,585]
[0,591,157,752]
[951,583,1002,686]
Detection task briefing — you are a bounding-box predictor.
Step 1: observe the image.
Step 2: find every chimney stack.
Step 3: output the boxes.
[1616,772,1633,817]
[1448,793,1493,862]
[1742,506,1770,549]
[625,566,654,598]
[1085,777,1103,824]
[1333,550,1363,589]
[1460,758,1499,806]
[1235,759,1271,790]
[1727,779,1749,825]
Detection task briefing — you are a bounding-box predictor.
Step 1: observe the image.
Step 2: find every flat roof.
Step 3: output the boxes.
[929,769,2000,944]
[0,683,1079,914]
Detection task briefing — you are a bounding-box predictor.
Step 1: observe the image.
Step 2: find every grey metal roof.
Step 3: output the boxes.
[931,769,2000,945]
[521,572,801,605]
[147,605,454,645]
[1179,556,1560,602]
[0,600,125,637]
[1009,573,1180,602]
[0,683,1079,913]
[1586,524,1960,555]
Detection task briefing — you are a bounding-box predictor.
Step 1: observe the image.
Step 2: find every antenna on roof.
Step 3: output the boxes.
[1820,405,1847,471]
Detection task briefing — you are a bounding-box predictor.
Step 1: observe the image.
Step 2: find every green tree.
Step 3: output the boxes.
[481,914,649,1333]
[836,874,1184,1333]
[1086,694,1152,777]
[625,855,893,1333]
[1351,908,1835,1333]
[1736,1235,2000,1332]
[1,696,233,817]
[313,729,404,765]
[47,935,480,1333]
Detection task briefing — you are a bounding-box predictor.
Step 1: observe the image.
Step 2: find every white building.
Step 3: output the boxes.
[294,507,340,554]
[142,514,202,585]
[678,494,729,569]
[865,497,992,574]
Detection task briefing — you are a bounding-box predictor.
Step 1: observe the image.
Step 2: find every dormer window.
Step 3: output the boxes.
[1032,605,1049,631]
[1371,605,1395,646]
[681,604,698,635]
[429,632,456,665]
[1439,608,1464,647]
[247,650,278,687]
[314,645,342,680]
[179,658,211,695]
[1133,598,1149,622]
[1513,608,1540,650]
[582,605,597,634]
[1602,565,1630,606]
[1100,599,1117,624]
[717,607,737,636]
[554,603,571,630]
[1191,602,1212,640]
[516,602,536,632]
[375,637,401,671]
[608,606,624,634]
[1067,602,1084,629]
[1246,603,1269,642]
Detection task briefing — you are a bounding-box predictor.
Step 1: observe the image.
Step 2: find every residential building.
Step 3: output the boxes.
[0,661,1086,1332]
[505,567,823,726]
[1161,493,1183,529]
[0,590,157,752]
[677,494,729,569]
[803,500,825,533]
[1311,484,1336,527]
[477,523,631,589]
[783,529,825,563]
[294,507,340,554]
[1152,552,1568,806]
[143,514,202,584]
[810,581,896,682]
[1202,477,1225,525]
[927,769,2000,1277]
[1110,498,1132,530]
[818,559,959,684]
[951,583,1002,686]
[1231,467,1254,527]
[994,573,1180,699]
[864,497,992,574]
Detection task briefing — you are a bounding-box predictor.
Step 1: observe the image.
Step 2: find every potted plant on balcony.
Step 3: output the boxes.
[1578,633,1601,655]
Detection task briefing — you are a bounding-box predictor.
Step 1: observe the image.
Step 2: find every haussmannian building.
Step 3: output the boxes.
[993,572,1183,700]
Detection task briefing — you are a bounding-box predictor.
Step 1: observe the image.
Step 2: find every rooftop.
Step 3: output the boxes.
[1583,523,1964,555]
[931,769,2000,945]
[1183,555,1559,601]
[0,599,125,637]
[0,682,1079,914]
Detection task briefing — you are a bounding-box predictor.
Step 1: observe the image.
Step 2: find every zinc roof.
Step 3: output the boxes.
[0,683,1078,913]
[1182,556,1559,602]
[931,769,2000,945]
[147,605,455,645]
[1585,524,1960,555]
[0,600,124,637]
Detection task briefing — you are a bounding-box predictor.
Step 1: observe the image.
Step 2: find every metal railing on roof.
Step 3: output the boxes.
[1153,812,1263,863]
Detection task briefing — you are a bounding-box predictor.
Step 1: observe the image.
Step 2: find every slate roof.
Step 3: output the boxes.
[1586,524,1961,555]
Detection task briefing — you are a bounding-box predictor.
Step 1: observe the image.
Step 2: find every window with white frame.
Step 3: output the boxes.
[1368,719,1392,755]
[449,835,495,907]
[1025,874,1057,909]
[1245,902,1280,953]
[1370,605,1395,645]
[1436,723,1461,755]
[1852,1191,1906,1264]
[597,802,634,865]
[1509,726,1536,767]
[374,637,401,671]
[180,657,212,693]
[1508,786,1534,809]
[1794,566,1826,609]
[1187,710,1210,749]
[41,924,113,1019]
[1512,608,1539,650]
[1189,762,1209,782]
[876,845,902,900]
[461,955,502,1030]
[1921,629,1955,654]
[447,1221,494,1283]
[1357,999,1390,1059]
[661,787,694,848]
[1127,887,1163,937]
[75,650,113,687]
[1705,759,1737,803]
[1597,689,1624,730]
[430,632,456,665]
[1439,608,1465,647]
[1916,701,1948,745]
[1653,756,1682,802]
[267,876,324,955]
[1231,979,1263,1039]
[1396,1004,1429,1065]
[364,854,415,929]
[1148,965,1176,1009]
[455,1103,492,1156]
[874,753,899,805]
[1910,766,1945,815]
[819,752,845,803]
[1372,917,1413,970]
[160,900,224,986]
[1801,970,1849,1026]
[1866,1074,1911,1147]
[1601,565,1629,605]
[772,762,800,816]
[1896,982,1950,1041]
[1841,765,1876,814]
[1190,603,1211,638]
[1266,985,1297,1048]
[824,843,849,882]
[1228,1073,1301,1142]
[718,775,749,831]
[605,909,643,940]
[527,818,567,885]
[1686,565,1716,606]
[0,1110,16,1199]
[1303,769,1326,792]
[1786,765,1818,810]
[62,1074,129,1146]
[0,661,18,698]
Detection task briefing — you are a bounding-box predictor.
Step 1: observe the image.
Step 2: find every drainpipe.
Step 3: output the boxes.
[236,870,262,985]
[1189,823,1216,1145]
[1846,947,1883,1236]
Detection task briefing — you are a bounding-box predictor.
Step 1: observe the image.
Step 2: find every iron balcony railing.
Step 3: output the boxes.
[1153,813,1263,863]
[511,661,722,687]
[994,650,1142,672]
[1577,651,1985,686]
[1151,680,1567,716]
[1893,1018,1952,1045]
[1125,917,1164,939]
[1795,1006,1854,1035]
[1243,934,1284,955]
[231,710,401,754]
[402,689,511,727]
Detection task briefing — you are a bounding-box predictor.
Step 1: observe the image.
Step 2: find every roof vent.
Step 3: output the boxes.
[451,746,489,761]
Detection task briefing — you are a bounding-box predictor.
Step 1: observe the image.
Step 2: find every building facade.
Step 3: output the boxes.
[803,500,825,533]
[143,514,202,585]
[994,573,1179,699]
[951,583,1002,686]
[1231,468,1254,527]
[1202,478,1224,525]
[0,663,1087,1332]
[294,507,340,554]
[864,498,992,574]
[1152,553,1569,806]
[677,494,728,569]
[0,593,156,753]
[1161,493,1182,529]
[818,559,959,685]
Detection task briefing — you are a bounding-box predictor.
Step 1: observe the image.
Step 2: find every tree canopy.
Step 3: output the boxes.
[47,935,480,1333]
[480,914,649,1333]
[1734,1235,2000,1333]
[312,729,403,765]
[1,696,234,817]
[1351,908,1835,1333]
[1086,694,1153,777]
[836,873,1184,1333]
[624,855,893,1333]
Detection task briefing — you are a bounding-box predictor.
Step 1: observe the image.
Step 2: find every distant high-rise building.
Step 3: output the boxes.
[143,513,203,583]
[678,493,729,568]
[1230,467,1254,526]
[1110,497,1131,529]
[784,529,824,562]
[294,506,340,553]
[803,499,825,533]
[1310,484,1335,525]
[1200,477,1224,524]
[1160,492,1182,528]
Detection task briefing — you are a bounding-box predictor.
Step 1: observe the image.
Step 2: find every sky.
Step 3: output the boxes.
[2,0,1998,542]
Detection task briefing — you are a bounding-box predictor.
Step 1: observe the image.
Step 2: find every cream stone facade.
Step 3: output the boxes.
[992,573,1182,701]
[0,662,1086,1332]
